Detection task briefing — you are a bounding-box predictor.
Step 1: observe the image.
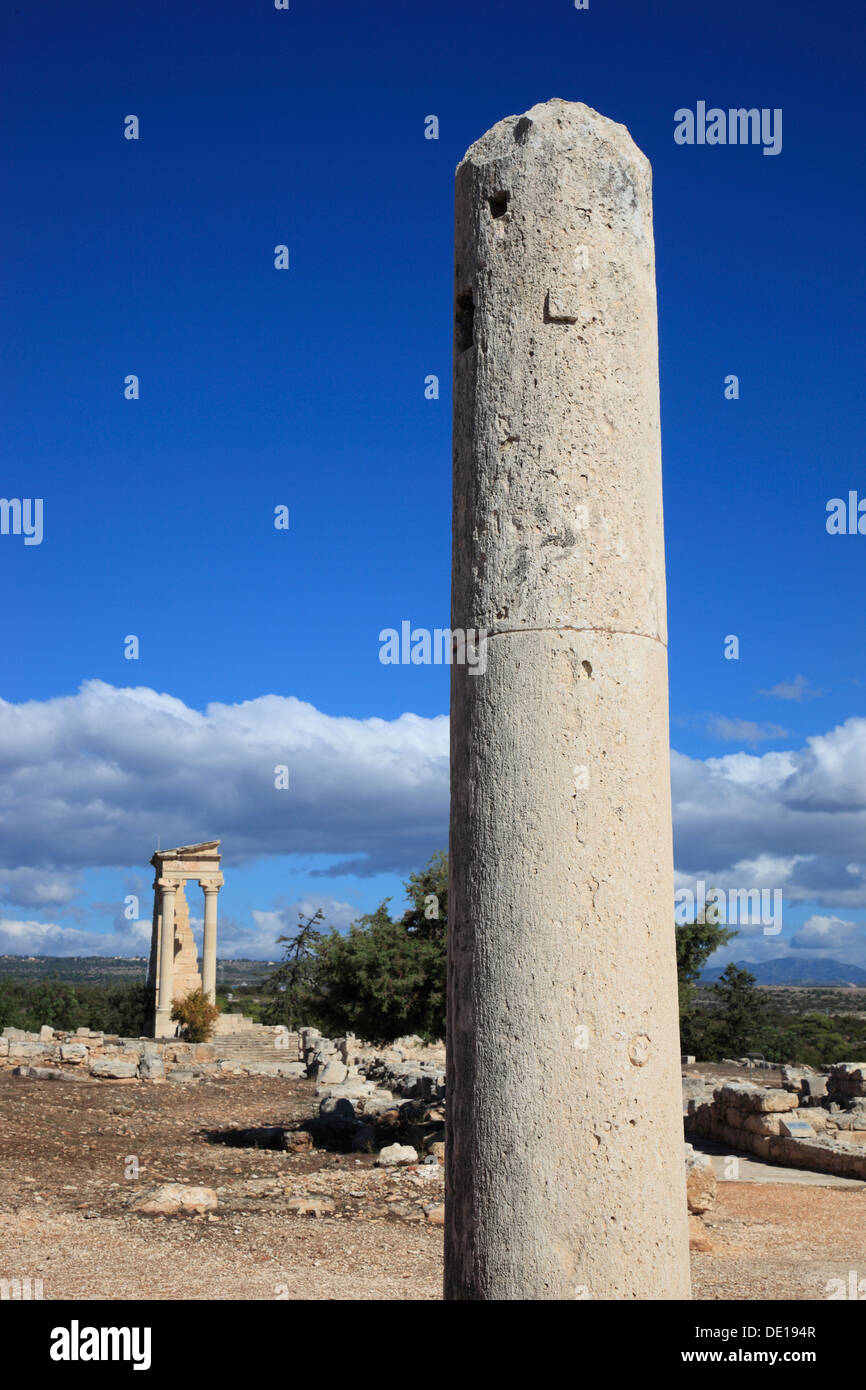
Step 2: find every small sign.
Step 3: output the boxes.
[780,1119,814,1139]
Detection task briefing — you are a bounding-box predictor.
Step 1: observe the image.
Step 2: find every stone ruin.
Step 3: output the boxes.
[145,841,224,1037]
[685,1062,866,1181]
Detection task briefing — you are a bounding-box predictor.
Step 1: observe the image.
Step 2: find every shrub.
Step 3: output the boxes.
[171,988,220,1042]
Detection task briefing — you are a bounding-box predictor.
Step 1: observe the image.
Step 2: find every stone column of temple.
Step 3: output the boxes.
[154,880,177,1037]
[446,100,691,1300]
[199,877,222,1004]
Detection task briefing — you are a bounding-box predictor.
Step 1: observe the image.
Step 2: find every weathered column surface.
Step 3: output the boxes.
[155,881,176,1038]
[447,99,690,1300]
[200,878,222,1004]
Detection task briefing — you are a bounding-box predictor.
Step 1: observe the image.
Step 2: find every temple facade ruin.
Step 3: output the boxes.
[146,841,224,1037]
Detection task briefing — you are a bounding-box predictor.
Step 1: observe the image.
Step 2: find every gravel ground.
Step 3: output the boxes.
[0,1073,443,1300]
[2,1071,863,1301]
[691,1182,866,1300]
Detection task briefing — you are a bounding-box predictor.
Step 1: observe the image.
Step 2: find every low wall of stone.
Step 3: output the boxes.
[686,1080,866,1181]
[0,1024,304,1080]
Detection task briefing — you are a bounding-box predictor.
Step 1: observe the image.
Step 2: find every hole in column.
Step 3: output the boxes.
[582,660,592,677]
[455,290,474,352]
[488,190,509,218]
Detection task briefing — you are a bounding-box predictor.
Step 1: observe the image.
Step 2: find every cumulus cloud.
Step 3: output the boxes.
[0,895,361,961]
[0,914,151,959]
[3,684,866,957]
[0,680,448,879]
[759,675,823,702]
[672,717,866,909]
[790,915,864,953]
[0,868,82,908]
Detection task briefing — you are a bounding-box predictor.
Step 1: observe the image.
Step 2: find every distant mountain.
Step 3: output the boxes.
[700,956,866,987]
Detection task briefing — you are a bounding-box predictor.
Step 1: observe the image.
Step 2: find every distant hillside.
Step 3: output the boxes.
[0,955,276,987]
[701,956,866,987]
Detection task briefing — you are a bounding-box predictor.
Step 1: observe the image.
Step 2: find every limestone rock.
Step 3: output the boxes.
[377,1143,418,1167]
[132,1184,218,1215]
[282,1130,313,1154]
[12,1065,87,1083]
[318,1097,356,1130]
[138,1054,165,1080]
[684,1146,717,1215]
[317,1059,348,1085]
[89,1058,138,1079]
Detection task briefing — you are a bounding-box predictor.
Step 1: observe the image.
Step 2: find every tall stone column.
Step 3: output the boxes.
[446,100,690,1300]
[154,880,177,1038]
[199,877,222,1004]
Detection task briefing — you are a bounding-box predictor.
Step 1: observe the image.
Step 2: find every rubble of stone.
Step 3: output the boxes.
[300,1028,445,1160]
[0,1021,448,1159]
[685,1066,866,1179]
[684,1143,717,1252]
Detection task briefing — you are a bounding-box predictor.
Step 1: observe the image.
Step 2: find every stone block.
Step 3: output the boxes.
[138,1054,165,1080]
[9,1042,49,1061]
[318,1059,348,1085]
[742,1113,781,1137]
[133,1184,217,1215]
[89,1058,139,1079]
[688,1213,713,1253]
[376,1143,418,1167]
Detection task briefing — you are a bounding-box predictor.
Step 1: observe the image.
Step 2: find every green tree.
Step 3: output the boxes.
[399,850,448,943]
[261,908,325,1030]
[265,851,448,1043]
[710,962,770,1057]
[312,901,446,1042]
[675,901,735,1057]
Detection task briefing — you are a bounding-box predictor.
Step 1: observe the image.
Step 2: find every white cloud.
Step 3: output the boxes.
[0,915,151,958]
[0,868,82,908]
[4,684,866,957]
[759,675,823,702]
[0,680,448,879]
[790,914,864,953]
[673,717,866,909]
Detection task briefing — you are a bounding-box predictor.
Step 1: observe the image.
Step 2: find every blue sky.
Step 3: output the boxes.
[1,0,864,968]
